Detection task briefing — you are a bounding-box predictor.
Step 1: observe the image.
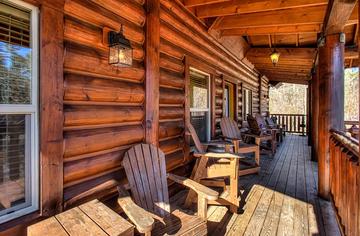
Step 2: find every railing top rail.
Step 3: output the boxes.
[331,129,359,158]
[271,114,306,116]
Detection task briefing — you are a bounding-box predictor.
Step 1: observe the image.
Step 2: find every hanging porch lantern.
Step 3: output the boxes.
[270,49,280,66]
[108,25,133,67]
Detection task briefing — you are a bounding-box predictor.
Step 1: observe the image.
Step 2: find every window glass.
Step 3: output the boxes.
[0,2,31,104]
[0,0,38,223]
[189,69,210,142]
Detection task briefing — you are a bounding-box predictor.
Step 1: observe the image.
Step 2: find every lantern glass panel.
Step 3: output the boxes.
[109,45,120,64]
[118,46,133,66]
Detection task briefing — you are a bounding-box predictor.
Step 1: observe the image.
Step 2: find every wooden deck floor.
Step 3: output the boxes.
[204,135,341,236]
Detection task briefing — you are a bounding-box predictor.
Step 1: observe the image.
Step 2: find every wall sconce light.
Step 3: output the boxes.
[108,25,133,67]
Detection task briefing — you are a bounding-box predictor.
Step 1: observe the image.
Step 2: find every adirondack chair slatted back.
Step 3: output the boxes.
[266,116,276,127]
[122,144,170,216]
[255,114,267,128]
[187,123,206,153]
[220,117,242,140]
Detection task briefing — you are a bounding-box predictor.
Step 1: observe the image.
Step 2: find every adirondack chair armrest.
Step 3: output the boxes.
[117,186,155,234]
[167,173,218,201]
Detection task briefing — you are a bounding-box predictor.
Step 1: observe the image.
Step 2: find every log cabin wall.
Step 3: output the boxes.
[62,0,146,207]
[61,0,267,207]
[0,0,268,234]
[260,76,270,116]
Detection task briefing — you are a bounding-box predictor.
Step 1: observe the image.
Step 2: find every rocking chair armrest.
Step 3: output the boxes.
[117,186,155,234]
[167,173,219,201]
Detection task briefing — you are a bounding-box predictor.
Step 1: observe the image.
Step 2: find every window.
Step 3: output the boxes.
[189,68,211,142]
[0,0,38,223]
[242,89,252,121]
[224,82,235,120]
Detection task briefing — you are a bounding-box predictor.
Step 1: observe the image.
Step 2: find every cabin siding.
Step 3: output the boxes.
[62,0,146,207]
[0,0,268,234]
[61,0,267,207]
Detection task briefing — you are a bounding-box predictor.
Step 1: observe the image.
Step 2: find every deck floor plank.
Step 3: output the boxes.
[203,135,340,236]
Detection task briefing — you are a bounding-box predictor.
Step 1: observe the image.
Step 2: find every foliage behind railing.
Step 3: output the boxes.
[329,130,359,236]
[271,114,307,135]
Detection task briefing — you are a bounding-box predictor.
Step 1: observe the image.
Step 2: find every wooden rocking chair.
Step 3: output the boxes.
[220,117,260,176]
[117,143,219,236]
[184,123,243,213]
[245,114,277,155]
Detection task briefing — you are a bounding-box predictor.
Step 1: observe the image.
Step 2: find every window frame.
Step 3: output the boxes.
[189,67,211,142]
[0,0,39,224]
[243,88,253,121]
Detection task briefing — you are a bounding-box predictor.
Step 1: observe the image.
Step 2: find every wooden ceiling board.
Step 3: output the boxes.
[195,0,328,19]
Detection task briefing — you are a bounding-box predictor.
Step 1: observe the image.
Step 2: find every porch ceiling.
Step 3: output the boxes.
[180,0,359,84]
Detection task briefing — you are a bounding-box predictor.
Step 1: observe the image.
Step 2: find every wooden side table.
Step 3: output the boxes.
[28,199,134,236]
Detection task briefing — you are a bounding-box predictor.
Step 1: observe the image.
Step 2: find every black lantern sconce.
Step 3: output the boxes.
[108,25,133,67]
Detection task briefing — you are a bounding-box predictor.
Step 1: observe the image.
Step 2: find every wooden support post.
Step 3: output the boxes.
[311,69,319,162]
[40,1,65,216]
[318,33,345,199]
[306,85,310,139]
[145,0,160,146]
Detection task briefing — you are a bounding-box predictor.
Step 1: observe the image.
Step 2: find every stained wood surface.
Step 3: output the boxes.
[27,199,134,236]
[200,135,340,236]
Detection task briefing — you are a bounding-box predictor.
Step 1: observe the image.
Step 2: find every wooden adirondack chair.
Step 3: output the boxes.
[118,143,219,236]
[245,114,277,155]
[265,116,285,141]
[255,114,282,143]
[220,117,260,176]
[184,123,243,213]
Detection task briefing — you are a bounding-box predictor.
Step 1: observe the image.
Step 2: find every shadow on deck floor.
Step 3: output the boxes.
[177,135,341,236]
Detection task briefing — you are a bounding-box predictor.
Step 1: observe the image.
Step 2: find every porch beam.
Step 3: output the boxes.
[213,5,327,30]
[221,24,322,36]
[323,0,358,35]
[145,0,160,146]
[317,33,345,199]
[196,0,328,19]
[184,0,230,7]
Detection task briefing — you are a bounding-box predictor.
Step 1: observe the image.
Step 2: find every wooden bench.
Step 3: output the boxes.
[28,199,134,236]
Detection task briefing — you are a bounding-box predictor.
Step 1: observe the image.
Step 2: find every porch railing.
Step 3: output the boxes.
[271,114,307,135]
[329,130,359,236]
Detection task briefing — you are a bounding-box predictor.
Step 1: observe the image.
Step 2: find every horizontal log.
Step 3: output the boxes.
[160,23,259,87]
[64,179,119,208]
[64,125,144,157]
[160,0,259,79]
[159,107,184,120]
[64,18,144,61]
[64,0,145,44]
[165,150,185,172]
[64,47,145,83]
[159,121,184,139]
[64,74,145,104]
[160,38,185,61]
[160,137,184,155]
[160,53,185,73]
[160,88,185,104]
[160,70,185,89]
[160,7,259,84]
[64,149,126,185]
[91,0,146,27]
[64,171,125,203]
[64,107,144,127]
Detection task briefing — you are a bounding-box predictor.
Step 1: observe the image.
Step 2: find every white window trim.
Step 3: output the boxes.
[189,67,211,142]
[0,0,39,224]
